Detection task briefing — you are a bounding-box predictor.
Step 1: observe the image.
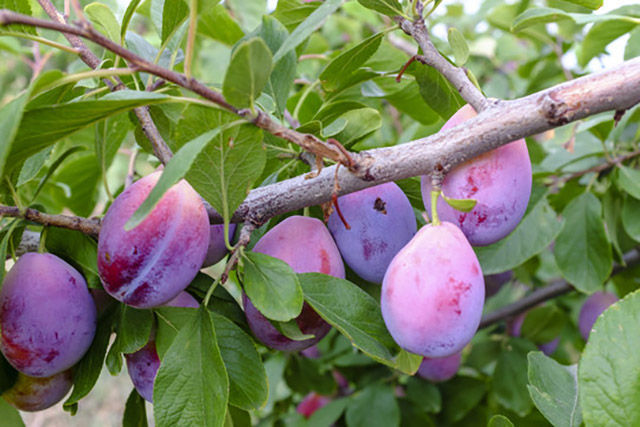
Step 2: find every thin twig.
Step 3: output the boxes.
[2,8,357,172]
[0,205,101,237]
[396,16,489,112]
[220,222,256,284]
[480,249,640,328]
[125,148,138,188]
[554,148,640,186]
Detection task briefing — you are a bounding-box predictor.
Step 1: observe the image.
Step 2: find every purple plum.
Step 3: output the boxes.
[327,182,417,284]
[2,370,72,412]
[508,312,559,356]
[578,291,619,341]
[417,352,461,382]
[244,216,345,351]
[381,222,485,358]
[202,224,237,267]
[0,253,97,377]
[125,291,198,402]
[421,105,532,246]
[98,172,210,308]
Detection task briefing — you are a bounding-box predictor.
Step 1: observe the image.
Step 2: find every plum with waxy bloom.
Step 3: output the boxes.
[381,222,484,358]
[0,253,96,377]
[244,216,345,352]
[98,172,210,308]
[2,370,72,412]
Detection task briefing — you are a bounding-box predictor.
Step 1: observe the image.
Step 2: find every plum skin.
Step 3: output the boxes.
[381,222,485,358]
[98,172,210,308]
[125,291,199,403]
[2,370,72,412]
[327,182,417,284]
[202,224,237,267]
[578,291,618,341]
[297,392,331,419]
[421,105,532,246]
[244,216,345,352]
[0,253,97,377]
[417,352,461,383]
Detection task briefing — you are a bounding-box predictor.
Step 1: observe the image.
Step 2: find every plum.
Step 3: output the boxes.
[202,224,237,267]
[381,222,484,358]
[508,312,559,356]
[484,271,513,297]
[417,352,461,383]
[327,182,417,284]
[0,253,97,377]
[578,291,618,341]
[244,216,344,351]
[98,172,210,308]
[2,370,72,412]
[297,392,331,419]
[421,105,532,246]
[125,291,198,402]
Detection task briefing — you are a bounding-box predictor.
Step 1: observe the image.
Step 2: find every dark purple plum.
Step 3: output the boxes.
[98,172,210,308]
[381,222,484,358]
[244,216,345,352]
[327,182,417,284]
[508,312,559,356]
[202,224,237,267]
[417,352,461,382]
[0,253,96,377]
[484,271,513,297]
[125,291,198,402]
[297,392,331,419]
[578,291,618,341]
[421,105,532,246]
[2,370,72,412]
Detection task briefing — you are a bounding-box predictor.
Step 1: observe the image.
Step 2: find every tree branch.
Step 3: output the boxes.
[0,205,101,237]
[1,8,356,172]
[396,16,489,112]
[35,0,174,165]
[479,249,640,328]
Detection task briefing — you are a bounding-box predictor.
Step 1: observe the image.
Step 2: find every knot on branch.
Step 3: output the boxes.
[541,90,574,126]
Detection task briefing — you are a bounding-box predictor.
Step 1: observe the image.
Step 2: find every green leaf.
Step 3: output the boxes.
[488,415,514,427]
[0,399,23,427]
[0,93,28,179]
[185,123,265,225]
[95,115,130,194]
[319,32,384,91]
[492,340,534,417]
[210,312,268,411]
[199,4,244,46]
[85,3,121,42]
[274,319,315,341]
[284,356,336,396]
[272,0,343,63]
[447,28,469,66]
[356,0,404,17]
[441,378,487,422]
[528,352,582,427]
[242,251,303,322]
[579,290,640,425]
[476,196,563,275]
[154,307,229,427]
[222,37,273,109]
[326,108,381,146]
[411,64,464,120]
[405,377,441,414]
[521,306,565,344]
[152,0,189,43]
[256,16,297,116]
[622,196,640,242]
[0,0,36,34]
[272,0,320,31]
[64,306,116,409]
[625,27,640,60]
[123,389,148,427]
[154,306,199,359]
[512,8,572,32]
[121,0,144,42]
[8,91,168,169]
[441,193,476,212]
[117,306,154,354]
[617,165,640,200]
[298,273,407,371]
[45,228,100,288]
[125,128,222,230]
[308,398,349,427]
[562,0,602,10]
[554,192,612,293]
[346,384,400,427]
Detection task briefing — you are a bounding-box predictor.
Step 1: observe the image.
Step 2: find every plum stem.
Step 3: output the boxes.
[37,227,48,254]
[430,190,441,226]
[332,194,351,230]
